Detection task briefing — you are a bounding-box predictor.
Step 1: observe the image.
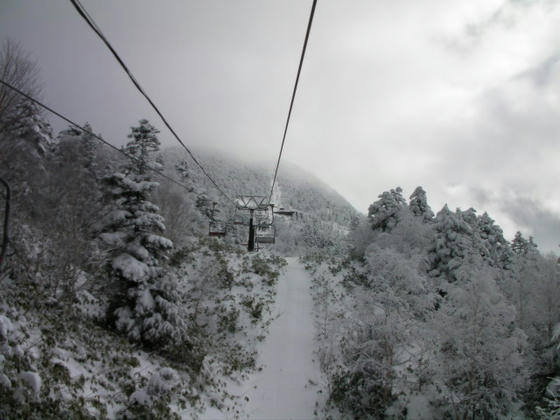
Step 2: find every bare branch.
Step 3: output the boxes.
[0,39,42,125]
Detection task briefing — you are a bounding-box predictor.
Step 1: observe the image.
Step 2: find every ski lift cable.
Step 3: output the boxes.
[68,0,234,205]
[267,0,317,205]
[0,79,195,194]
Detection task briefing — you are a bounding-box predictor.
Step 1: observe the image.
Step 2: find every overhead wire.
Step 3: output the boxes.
[267,0,317,204]
[68,0,234,204]
[0,78,195,193]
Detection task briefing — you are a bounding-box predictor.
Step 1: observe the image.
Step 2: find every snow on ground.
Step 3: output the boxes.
[202,257,326,420]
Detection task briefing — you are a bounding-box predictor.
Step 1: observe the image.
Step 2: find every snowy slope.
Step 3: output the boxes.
[161,146,360,254]
[202,257,327,420]
[161,146,359,225]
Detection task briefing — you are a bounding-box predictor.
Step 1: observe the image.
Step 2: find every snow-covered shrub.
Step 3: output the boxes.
[309,243,435,418]
[310,187,541,418]
[429,256,528,418]
[374,208,434,261]
[1,119,108,313]
[537,378,560,419]
[15,371,41,401]
[163,241,283,382]
[120,367,182,419]
[535,318,560,418]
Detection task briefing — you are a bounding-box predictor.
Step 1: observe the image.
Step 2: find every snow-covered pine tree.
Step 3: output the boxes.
[428,205,474,282]
[476,211,512,270]
[0,98,54,222]
[195,193,212,218]
[79,122,99,178]
[0,99,53,191]
[55,122,100,179]
[408,186,434,222]
[368,187,407,232]
[1,99,53,158]
[175,159,194,192]
[512,231,538,257]
[428,205,512,281]
[99,119,177,347]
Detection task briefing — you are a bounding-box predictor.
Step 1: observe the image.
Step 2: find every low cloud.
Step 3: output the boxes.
[466,185,560,253]
[500,196,560,254]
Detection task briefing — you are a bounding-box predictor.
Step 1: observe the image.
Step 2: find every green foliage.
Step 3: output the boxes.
[330,369,392,420]
[218,307,240,333]
[241,296,264,322]
[169,246,195,267]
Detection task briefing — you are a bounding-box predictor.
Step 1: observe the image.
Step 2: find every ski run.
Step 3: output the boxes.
[203,257,326,419]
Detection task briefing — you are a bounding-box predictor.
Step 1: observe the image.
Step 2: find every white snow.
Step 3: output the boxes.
[129,389,151,406]
[99,230,131,246]
[51,347,90,380]
[0,373,11,388]
[18,371,41,397]
[148,367,177,394]
[136,288,155,313]
[112,253,149,282]
[126,243,150,260]
[145,234,173,249]
[120,176,159,193]
[0,314,14,341]
[202,257,325,419]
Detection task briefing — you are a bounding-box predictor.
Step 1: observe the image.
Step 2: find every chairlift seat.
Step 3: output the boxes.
[256,235,275,244]
[275,209,296,216]
[209,220,226,237]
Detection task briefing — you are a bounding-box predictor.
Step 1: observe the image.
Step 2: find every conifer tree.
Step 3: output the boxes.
[0,98,54,221]
[409,186,434,222]
[368,187,407,232]
[476,211,512,269]
[55,123,100,178]
[2,100,53,157]
[512,231,538,257]
[428,205,473,281]
[99,119,177,346]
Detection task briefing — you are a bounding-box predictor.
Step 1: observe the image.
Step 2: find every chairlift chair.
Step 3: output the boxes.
[208,201,227,237]
[274,207,296,217]
[256,225,276,244]
[234,214,250,226]
[208,220,226,237]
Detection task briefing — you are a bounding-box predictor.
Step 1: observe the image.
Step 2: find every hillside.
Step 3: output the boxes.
[161,146,360,254]
[0,111,360,418]
[1,113,559,418]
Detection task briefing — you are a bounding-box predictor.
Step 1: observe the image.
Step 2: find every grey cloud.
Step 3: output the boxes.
[516,53,560,86]
[465,185,560,253]
[437,74,560,187]
[500,196,560,253]
[441,0,544,54]
[468,186,493,208]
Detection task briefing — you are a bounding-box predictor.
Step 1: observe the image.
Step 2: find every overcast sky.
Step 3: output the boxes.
[1,0,559,253]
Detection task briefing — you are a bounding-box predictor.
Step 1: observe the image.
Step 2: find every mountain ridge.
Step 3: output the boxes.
[162,145,360,223]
